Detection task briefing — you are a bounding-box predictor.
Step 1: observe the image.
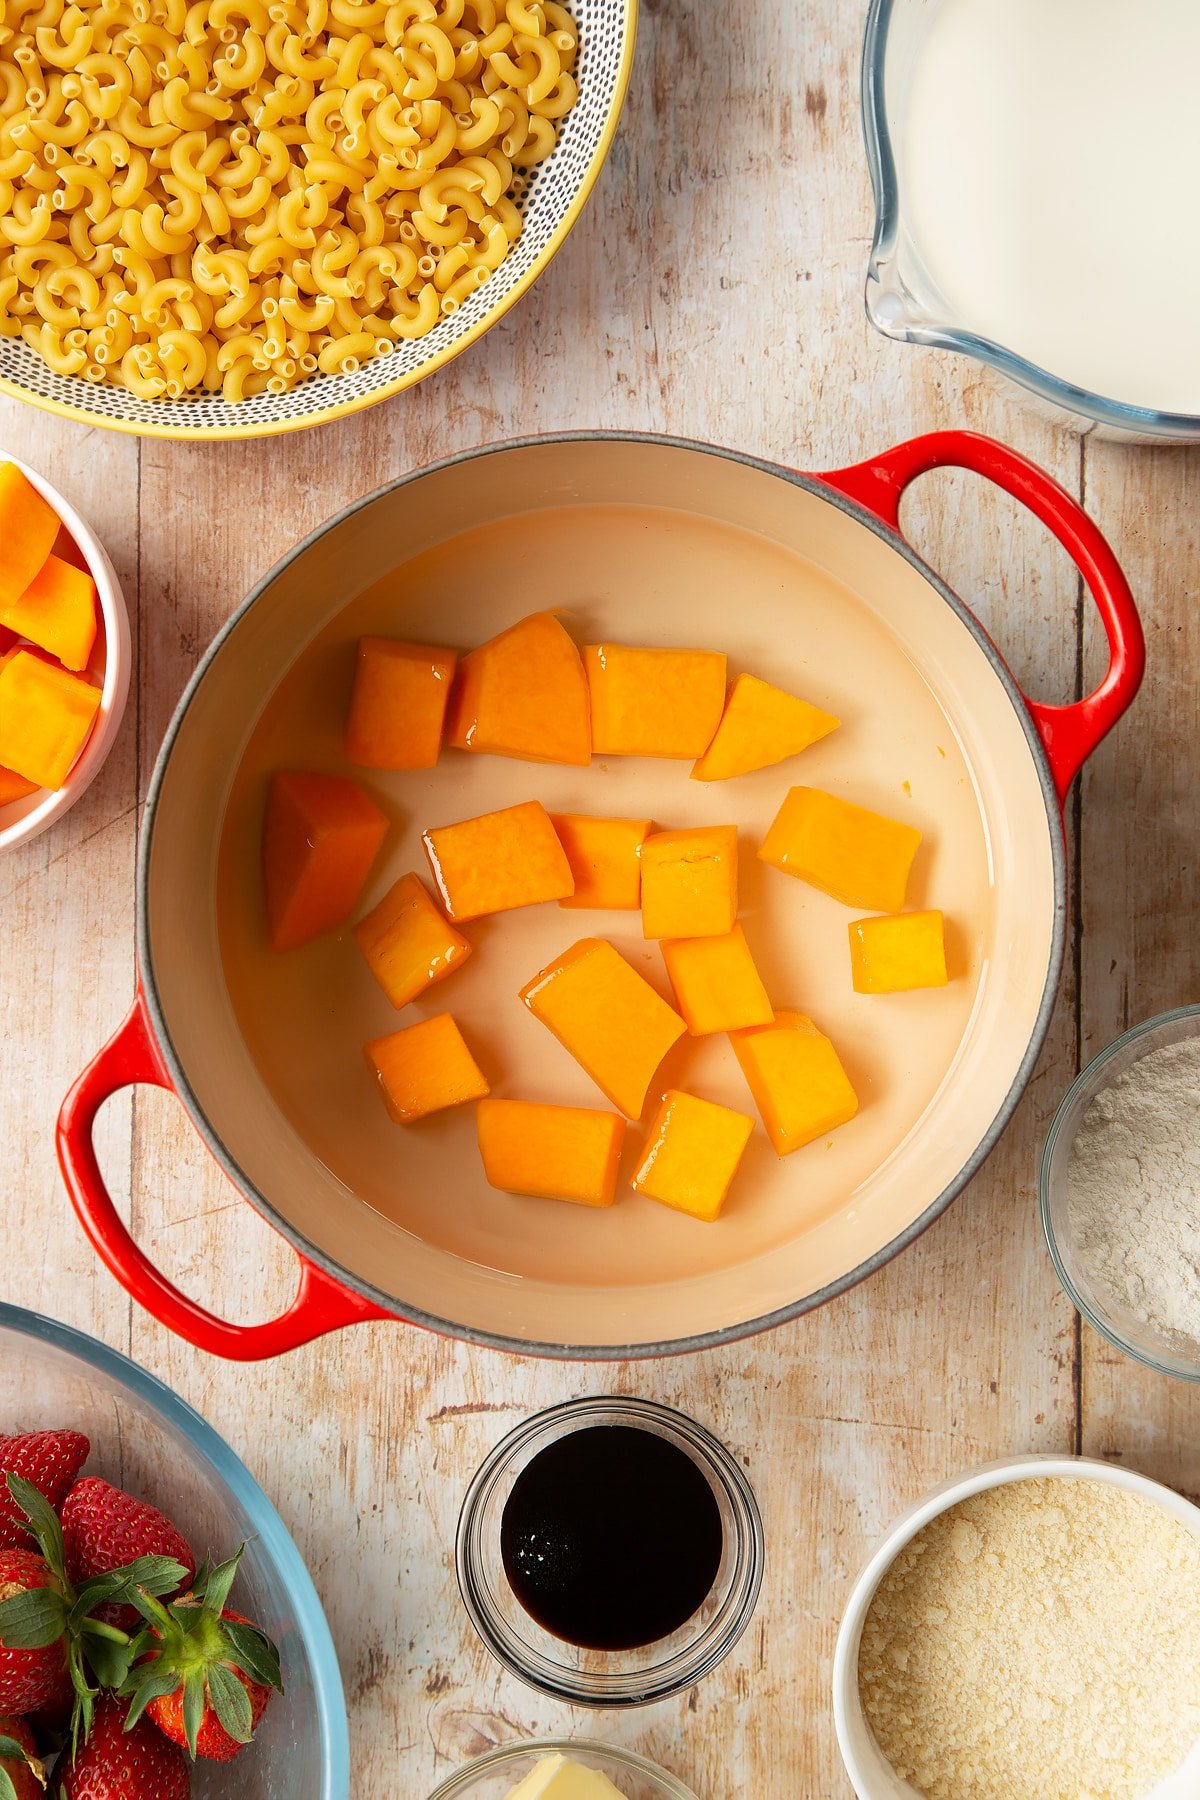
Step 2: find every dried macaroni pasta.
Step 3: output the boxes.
[0,0,578,401]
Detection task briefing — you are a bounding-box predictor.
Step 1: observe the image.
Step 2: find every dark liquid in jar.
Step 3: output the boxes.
[499,1423,724,1651]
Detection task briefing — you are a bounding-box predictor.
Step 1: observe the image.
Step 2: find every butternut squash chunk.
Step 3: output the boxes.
[520,937,687,1119]
[551,813,651,910]
[423,799,574,921]
[691,673,839,781]
[0,648,101,789]
[640,824,738,939]
[2,553,97,671]
[354,871,472,1008]
[447,611,590,766]
[584,643,726,758]
[477,1098,625,1207]
[0,463,58,610]
[262,770,387,951]
[632,1090,754,1222]
[849,910,948,993]
[365,1012,489,1124]
[730,1010,859,1155]
[345,637,457,770]
[758,787,921,912]
[661,924,774,1035]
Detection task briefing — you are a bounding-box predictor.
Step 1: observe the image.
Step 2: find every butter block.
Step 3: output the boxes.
[504,1753,628,1799]
[633,1089,755,1222]
[849,909,948,993]
[758,786,921,912]
[730,1009,859,1154]
[640,824,738,940]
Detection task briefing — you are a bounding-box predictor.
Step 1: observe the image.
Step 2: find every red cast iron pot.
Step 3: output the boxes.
[58,431,1143,1360]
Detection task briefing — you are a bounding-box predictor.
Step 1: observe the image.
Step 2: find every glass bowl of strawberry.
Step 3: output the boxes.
[0,1302,348,1798]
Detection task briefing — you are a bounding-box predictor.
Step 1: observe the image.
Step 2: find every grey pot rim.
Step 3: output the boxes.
[136,428,1068,1361]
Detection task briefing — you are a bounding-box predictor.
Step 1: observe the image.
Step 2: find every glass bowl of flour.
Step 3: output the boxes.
[1041,1006,1200,1381]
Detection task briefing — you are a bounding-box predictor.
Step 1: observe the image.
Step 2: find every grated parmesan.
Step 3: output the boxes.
[858,1477,1200,1800]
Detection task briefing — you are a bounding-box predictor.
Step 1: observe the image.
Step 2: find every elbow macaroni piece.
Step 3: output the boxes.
[0,0,577,400]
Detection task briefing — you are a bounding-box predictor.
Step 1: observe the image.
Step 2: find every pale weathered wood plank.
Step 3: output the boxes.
[1077,439,1200,1504]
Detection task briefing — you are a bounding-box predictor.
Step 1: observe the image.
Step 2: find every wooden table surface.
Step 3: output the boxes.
[2,1,1198,1793]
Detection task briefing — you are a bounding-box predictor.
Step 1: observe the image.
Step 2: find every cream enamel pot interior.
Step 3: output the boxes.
[56,432,1143,1361]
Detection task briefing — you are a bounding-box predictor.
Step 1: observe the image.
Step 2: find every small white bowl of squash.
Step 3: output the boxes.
[0,454,130,850]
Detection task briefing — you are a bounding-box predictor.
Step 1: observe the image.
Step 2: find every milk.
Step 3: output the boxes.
[900,0,1200,414]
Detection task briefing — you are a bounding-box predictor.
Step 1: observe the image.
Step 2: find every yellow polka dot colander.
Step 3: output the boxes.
[0,0,636,440]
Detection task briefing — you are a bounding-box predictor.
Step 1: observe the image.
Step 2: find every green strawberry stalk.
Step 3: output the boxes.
[0,1475,189,1757]
[121,1547,283,1761]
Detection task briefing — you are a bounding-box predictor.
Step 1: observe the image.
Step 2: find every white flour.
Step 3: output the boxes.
[1067,1037,1200,1351]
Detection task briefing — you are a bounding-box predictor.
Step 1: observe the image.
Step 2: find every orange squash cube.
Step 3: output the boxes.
[640,824,738,939]
[730,1010,859,1155]
[262,770,388,951]
[661,924,773,1035]
[344,637,457,770]
[849,910,948,993]
[476,1098,626,1207]
[758,786,921,912]
[364,1012,489,1124]
[520,937,687,1119]
[632,1090,755,1223]
[585,643,726,758]
[447,611,590,766]
[551,813,651,910]
[0,765,38,805]
[424,799,574,922]
[692,673,839,781]
[0,463,59,610]
[0,649,101,789]
[354,871,472,1008]
[2,553,98,672]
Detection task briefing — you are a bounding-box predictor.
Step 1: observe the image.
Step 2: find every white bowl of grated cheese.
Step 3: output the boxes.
[832,1455,1200,1800]
[1040,1005,1200,1382]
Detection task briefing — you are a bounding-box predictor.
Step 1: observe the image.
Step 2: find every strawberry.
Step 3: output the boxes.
[53,1694,189,1799]
[0,1549,68,1713]
[61,1484,195,1635]
[122,1550,281,1762]
[0,1477,190,1756]
[0,1436,89,1553]
[0,1714,46,1800]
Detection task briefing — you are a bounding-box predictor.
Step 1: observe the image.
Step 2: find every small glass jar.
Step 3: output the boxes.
[1040,1004,1200,1383]
[426,1738,700,1800]
[455,1395,764,1706]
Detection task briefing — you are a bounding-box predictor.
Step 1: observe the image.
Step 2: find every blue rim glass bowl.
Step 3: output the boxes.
[1040,1007,1200,1383]
[427,1738,701,1799]
[0,1302,349,1796]
[861,0,1200,440]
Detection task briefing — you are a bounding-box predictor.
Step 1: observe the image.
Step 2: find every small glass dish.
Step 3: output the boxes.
[427,1738,701,1800]
[455,1396,764,1706]
[1040,1005,1200,1383]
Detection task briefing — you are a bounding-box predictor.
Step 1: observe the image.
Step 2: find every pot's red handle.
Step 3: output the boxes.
[57,993,396,1360]
[818,430,1144,808]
